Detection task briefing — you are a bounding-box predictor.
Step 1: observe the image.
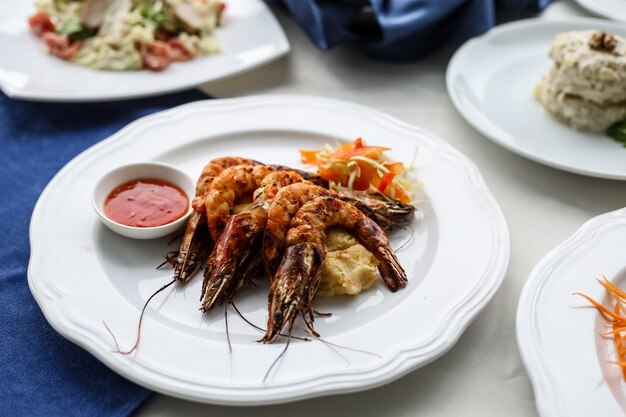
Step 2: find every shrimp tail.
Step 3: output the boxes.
[374,244,407,291]
[262,242,323,343]
[355,217,408,291]
[337,188,416,231]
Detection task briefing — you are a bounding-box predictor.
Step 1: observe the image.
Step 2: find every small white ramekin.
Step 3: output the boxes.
[92,162,195,240]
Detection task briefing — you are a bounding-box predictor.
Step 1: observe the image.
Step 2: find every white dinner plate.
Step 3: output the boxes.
[575,0,626,23]
[517,208,626,417]
[0,0,289,102]
[28,96,509,405]
[447,18,626,180]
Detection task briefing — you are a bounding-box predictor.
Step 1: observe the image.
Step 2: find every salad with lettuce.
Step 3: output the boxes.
[28,0,225,71]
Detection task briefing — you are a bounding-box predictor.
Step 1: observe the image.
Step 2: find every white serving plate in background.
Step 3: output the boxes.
[447,18,626,180]
[518,208,626,417]
[575,0,626,23]
[0,0,289,101]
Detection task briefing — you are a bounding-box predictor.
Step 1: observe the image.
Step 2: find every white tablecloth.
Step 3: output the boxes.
[136,1,626,415]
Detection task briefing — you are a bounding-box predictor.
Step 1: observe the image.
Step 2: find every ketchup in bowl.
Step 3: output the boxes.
[104,178,189,228]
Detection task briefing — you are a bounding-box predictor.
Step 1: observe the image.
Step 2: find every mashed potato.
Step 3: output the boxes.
[317,229,380,298]
[535,30,626,132]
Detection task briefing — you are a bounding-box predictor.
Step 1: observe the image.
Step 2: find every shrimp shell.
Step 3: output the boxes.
[263,196,407,342]
[200,171,305,311]
[288,196,407,291]
[203,165,279,242]
[263,183,333,278]
[174,157,259,282]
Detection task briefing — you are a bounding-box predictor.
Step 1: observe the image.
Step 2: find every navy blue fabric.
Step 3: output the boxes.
[271,0,552,60]
[0,90,207,417]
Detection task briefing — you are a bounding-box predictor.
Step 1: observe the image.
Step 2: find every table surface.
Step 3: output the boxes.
[134,1,626,416]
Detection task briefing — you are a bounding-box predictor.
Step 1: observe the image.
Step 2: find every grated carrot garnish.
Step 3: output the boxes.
[299,137,419,204]
[598,276,626,300]
[576,279,626,380]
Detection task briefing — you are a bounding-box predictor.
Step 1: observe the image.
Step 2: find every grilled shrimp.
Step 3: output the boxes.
[200,171,305,312]
[263,183,416,278]
[203,165,280,242]
[262,196,407,343]
[263,183,334,277]
[174,157,259,282]
[203,165,325,243]
[335,188,416,231]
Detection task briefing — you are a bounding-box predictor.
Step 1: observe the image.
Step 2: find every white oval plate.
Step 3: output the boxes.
[28,96,509,405]
[0,0,289,102]
[517,208,626,417]
[575,0,626,23]
[447,18,626,180]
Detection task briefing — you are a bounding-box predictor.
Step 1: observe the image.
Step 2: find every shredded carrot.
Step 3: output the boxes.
[299,137,419,204]
[598,276,626,300]
[574,292,626,323]
[576,278,626,380]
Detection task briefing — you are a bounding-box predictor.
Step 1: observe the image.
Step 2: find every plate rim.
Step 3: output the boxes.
[573,0,626,23]
[446,17,626,180]
[0,0,290,102]
[27,95,510,405]
[516,207,626,417]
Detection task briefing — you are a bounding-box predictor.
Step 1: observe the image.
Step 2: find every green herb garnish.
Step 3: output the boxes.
[58,20,97,40]
[139,4,171,28]
[607,119,626,147]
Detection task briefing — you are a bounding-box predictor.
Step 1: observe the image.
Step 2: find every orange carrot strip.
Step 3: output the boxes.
[299,150,320,164]
[574,293,626,324]
[615,303,626,380]
[598,277,626,301]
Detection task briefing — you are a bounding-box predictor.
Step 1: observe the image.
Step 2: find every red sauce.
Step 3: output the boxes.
[104,178,189,228]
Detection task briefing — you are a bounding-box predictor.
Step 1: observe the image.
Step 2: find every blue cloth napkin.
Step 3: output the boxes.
[271,0,552,60]
[0,90,207,417]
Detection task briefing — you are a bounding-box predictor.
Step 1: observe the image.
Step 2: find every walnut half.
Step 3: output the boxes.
[589,31,618,52]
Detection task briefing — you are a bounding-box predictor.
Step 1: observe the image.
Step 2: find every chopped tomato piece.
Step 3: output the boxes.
[43,32,82,60]
[377,173,396,193]
[350,161,374,190]
[28,12,54,37]
[140,41,171,71]
[168,38,194,62]
[330,138,390,160]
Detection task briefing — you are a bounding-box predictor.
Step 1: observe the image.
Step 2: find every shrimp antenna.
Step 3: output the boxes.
[230,302,309,341]
[394,224,415,253]
[104,279,176,355]
[225,303,232,354]
[294,323,348,365]
[263,325,293,383]
[295,323,381,359]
